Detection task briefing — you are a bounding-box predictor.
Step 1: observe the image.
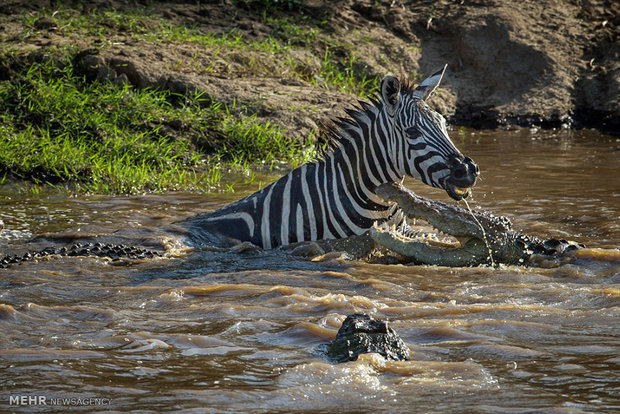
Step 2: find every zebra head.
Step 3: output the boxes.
[381,66,479,200]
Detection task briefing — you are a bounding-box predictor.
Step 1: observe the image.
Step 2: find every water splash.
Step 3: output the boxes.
[462,197,496,268]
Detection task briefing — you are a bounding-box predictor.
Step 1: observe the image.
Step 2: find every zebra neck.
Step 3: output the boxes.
[321,142,393,215]
[327,118,402,206]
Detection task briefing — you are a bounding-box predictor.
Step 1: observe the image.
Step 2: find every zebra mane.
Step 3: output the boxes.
[398,78,419,95]
[314,75,424,161]
[317,94,384,160]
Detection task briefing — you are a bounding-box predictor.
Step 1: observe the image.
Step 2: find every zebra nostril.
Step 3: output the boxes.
[471,161,480,176]
[463,157,479,176]
[450,158,478,187]
[453,164,467,179]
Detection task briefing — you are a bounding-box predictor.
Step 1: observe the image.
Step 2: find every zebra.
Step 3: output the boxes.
[188,65,479,249]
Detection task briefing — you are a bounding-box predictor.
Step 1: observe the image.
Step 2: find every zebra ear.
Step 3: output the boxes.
[413,64,447,101]
[381,75,401,116]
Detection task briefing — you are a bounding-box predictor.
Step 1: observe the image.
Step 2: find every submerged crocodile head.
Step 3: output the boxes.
[370,183,581,267]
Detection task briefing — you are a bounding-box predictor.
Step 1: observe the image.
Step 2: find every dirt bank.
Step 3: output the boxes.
[1,0,618,136]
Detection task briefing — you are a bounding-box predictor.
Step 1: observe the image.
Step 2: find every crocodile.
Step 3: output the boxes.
[326,313,410,363]
[368,182,582,267]
[0,242,162,268]
[0,184,581,268]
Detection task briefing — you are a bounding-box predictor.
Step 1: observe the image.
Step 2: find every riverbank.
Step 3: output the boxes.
[1,0,617,193]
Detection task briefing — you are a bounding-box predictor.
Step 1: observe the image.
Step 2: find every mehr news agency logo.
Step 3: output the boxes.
[9,395,112,406]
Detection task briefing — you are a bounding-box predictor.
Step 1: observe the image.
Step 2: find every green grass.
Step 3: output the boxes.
[317,48,380,97]
[265,16,319,46]
[0,6,399,194]
[17,8,287,55]
[263,16,380,96]
[0,54,314,194]
[10,7,382,97]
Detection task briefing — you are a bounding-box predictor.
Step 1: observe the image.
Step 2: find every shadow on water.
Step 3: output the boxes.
[0,128,618,412]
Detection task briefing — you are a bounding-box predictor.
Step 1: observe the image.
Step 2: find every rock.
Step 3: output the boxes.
[290,242,325,257]
[327,313,410,363]
[33,17,57,31]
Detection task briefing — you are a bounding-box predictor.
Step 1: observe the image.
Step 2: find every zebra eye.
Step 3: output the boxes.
[406,127,422,140]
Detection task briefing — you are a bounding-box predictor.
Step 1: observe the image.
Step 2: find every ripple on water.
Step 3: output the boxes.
[263,354,498,411]
[465,343,545,360]
[0,349,106,362]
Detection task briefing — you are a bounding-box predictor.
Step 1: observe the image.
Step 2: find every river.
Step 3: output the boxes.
[0,128,618,413]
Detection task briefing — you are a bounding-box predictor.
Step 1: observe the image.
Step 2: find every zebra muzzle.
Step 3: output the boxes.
[446,155,479,200]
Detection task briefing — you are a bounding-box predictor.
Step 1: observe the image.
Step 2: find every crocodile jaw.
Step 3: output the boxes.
[370,222,490,267]
[370,183,581,267]
[371,182,503,266]
[371,221,461,249]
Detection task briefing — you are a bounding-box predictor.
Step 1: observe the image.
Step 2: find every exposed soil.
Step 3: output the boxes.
[1,0,618,136]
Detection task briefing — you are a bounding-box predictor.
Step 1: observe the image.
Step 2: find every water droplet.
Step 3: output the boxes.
[463,198,496,268]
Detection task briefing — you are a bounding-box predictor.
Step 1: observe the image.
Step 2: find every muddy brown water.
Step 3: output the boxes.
[0,128,618,413]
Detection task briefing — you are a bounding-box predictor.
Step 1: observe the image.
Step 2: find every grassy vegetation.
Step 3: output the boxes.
[0,5,390,194]
[0,55,313,193]
[16,8,283,52]
[8,7,381,97]
[263,16,380,96]
[318,48,379,96]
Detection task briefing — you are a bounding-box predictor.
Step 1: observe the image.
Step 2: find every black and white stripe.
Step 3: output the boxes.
[192,66,470,249]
